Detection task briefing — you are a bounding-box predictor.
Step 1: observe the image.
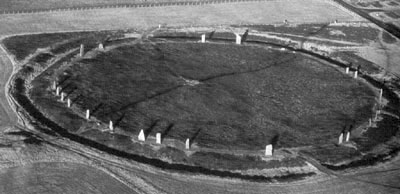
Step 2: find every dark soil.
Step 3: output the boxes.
[31,40,375,150]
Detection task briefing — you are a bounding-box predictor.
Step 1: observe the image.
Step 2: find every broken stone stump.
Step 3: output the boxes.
[98,43,104,50]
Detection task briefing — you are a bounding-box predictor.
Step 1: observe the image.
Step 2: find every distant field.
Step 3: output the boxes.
[0,162,135,194]
[0,0,363,36]
[0,0,213,13]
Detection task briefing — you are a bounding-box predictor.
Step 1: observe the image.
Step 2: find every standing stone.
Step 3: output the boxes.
[345,67,349,74]
[185,138,190,149]
[338,133,343,144]
[354,71,358,79]
[379,89,383,103]
[156,133,161,144]
[369,118,372,127]
[67,98,71,108]
[52,81,57,90]
[56,86,61,96]
[60,92,65,102]
[86,109,90,119]
[138,129,145,141]
[201,34,206,43]
[345,131,350,142]
[109,120,113,131]
[80,44,84,57]
[265,144,273,156]
[235,33,241,45]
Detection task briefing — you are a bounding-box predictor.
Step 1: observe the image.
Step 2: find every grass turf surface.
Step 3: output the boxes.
[33,40,376,150]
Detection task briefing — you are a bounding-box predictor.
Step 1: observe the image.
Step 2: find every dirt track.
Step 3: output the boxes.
[0,1,399,194]
[0,46,17,128]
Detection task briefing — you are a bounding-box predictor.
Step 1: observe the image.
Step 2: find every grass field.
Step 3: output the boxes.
[0,0,363,36]
[30,40,375,150]
[0,162,135,194]
[2,30,125,61]
[0,0,228,13]
[239,24,380,44]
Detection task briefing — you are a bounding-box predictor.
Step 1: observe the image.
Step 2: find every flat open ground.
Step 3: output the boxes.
[0,162,135,194]
[0,0,363,35]
[0,48,16,128]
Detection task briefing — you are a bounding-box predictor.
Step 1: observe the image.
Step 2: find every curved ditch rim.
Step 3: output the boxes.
[8,34,400,181]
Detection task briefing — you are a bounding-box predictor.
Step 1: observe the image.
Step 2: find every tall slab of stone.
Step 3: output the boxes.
[265,144,273,156]
[138,129,145,141]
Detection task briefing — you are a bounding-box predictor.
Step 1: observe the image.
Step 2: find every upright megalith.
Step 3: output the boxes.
[80,44,85,57]
[156,133,161,144]
[345,131,350,142]
[338,133,343,144]
[60,92,65,102]
[56,86,61,96]
[354,71,358,79]
[52,81,57,90]
[138,129,145,141]
[109,120,114,131]
[185,138,190,149]
[201,34,206,43]
[86,109,90,120]
[67,98,71,108]
[265,144,273,156]
[235,33,241,45]
[379,88,383,103]
[345,67,349,74]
